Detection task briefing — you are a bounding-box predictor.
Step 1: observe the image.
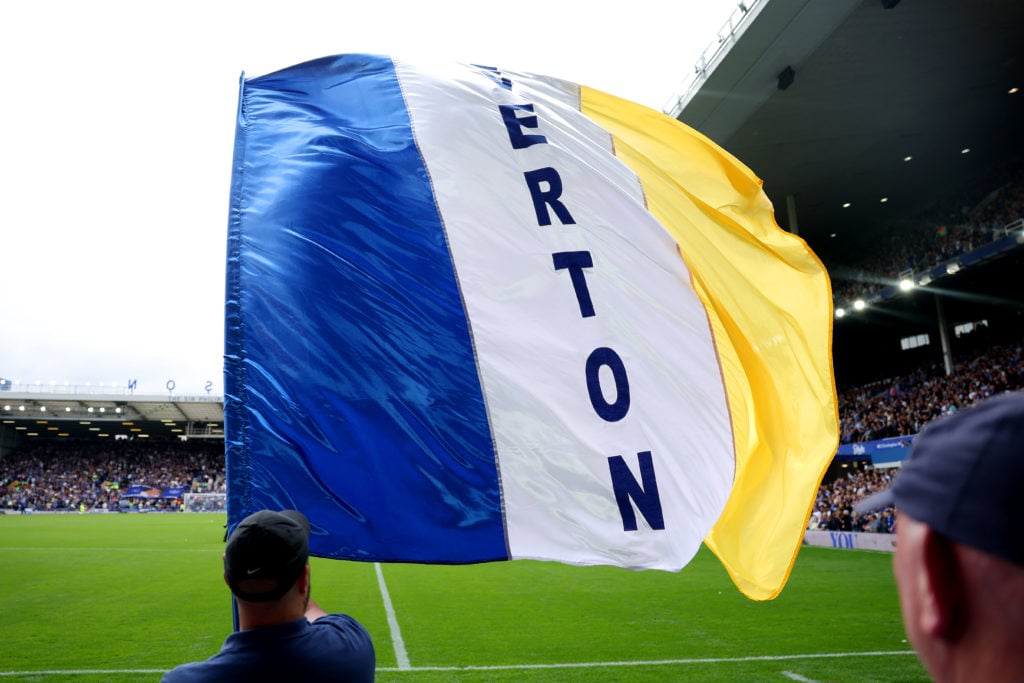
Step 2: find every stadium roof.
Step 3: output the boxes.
[670,0,1024,265]
[0,391,223,443]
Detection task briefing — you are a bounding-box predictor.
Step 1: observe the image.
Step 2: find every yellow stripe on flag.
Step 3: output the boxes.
[580,86,839,600]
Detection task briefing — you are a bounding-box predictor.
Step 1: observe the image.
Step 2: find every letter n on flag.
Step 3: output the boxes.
[224,55,838,600]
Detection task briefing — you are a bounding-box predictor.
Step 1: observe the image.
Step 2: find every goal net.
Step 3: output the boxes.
[183,492,227,513]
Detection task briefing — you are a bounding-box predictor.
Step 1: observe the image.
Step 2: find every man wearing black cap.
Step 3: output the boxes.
[162,509,375,682]
[855,391,1024,683]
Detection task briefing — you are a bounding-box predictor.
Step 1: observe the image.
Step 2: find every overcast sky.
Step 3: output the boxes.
[2,0,739,396]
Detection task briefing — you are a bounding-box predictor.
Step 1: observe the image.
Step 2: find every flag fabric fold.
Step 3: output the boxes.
[225,54,838,600]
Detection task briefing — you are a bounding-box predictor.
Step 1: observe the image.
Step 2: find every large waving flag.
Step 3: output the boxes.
[224,54,838,600]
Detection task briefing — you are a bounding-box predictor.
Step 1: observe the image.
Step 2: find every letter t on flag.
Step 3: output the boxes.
[224,55,838,601]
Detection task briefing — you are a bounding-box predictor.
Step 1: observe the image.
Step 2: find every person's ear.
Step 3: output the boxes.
[919,528,966,641]
[296,563,311,594]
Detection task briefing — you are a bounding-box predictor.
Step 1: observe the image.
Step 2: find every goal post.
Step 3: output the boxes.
[183,492,227,513]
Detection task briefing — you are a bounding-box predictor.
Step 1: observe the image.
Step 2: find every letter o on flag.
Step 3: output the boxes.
[585,347,630,422]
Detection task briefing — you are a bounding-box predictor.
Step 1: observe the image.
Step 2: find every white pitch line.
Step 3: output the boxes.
[782,670,820,682]
[374,562,411,669]
[0,671,167,677]
[0,650,916,677]
[371,650,916,672]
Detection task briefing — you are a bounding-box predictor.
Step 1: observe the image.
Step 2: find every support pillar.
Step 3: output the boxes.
[785,194,799,236]
[934,294,954,376]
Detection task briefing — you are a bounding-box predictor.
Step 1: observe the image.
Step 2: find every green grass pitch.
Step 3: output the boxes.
[0,514,929,682]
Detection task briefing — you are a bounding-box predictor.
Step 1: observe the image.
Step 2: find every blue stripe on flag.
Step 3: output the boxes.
[225,55,506,562]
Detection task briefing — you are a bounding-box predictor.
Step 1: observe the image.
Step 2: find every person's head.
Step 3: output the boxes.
[224,509,312,618]
[856,391,1024,682]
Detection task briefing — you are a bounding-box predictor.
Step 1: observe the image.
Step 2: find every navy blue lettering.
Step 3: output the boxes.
[523,167,576,226]
[500,104,546,149]
[473,65,512,90]
[552,251,596,317]
[586,347,630,421]
[608,451,665,531]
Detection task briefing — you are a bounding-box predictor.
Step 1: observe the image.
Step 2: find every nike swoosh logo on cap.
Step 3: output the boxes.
[246,568,261,575]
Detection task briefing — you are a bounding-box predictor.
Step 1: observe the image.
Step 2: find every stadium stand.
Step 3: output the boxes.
[838,340,1024,444]
[0,441,224,513]
[828,166,1024,307]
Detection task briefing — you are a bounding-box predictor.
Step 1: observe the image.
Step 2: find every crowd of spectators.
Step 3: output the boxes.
[0,441,224,513]
[838,340,1024,444]
[805,162,1024,534]
[828,166,1024,306]
[810,468,895,535]
[813,339,1024,535]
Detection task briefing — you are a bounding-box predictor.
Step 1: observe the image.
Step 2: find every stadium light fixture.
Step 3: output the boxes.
[880,197,888,203]
[835,308,846,318]
[853,299,866,311]
[899,279,914,291]
[842,202,851,208]
[946,262,961,275]
[1010,87,1019,94]
[903,155,912,162]
[40,406,47,412]
[961,148,970,154]
[918,274,932,286]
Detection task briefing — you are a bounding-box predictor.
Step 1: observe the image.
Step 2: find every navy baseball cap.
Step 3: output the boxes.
[224,509,310,602]
[855,391,1024,568]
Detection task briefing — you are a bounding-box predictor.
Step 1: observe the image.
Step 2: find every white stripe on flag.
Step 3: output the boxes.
[397,60,735,569]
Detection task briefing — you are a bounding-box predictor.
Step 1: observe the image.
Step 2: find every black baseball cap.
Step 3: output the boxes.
[855,391,1024,568]
[224,509,311,602]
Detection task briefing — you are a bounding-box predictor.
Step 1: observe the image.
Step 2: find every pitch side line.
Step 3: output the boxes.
[374,562,411,669]
[0,651,916,677]
[373,650,916,672]
[0,671,167,677]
